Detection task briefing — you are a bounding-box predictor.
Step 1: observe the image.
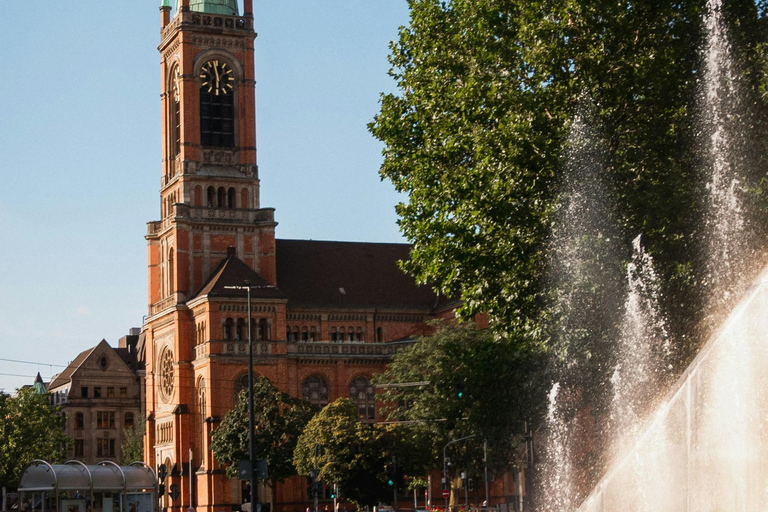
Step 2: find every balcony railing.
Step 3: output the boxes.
[162,11,253,41]
[286,341,413,357]
[193,340,414,360]
[146,204,275,236]
[195,340,272,359]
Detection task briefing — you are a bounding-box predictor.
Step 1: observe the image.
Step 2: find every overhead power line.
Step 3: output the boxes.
[0,357,68,368]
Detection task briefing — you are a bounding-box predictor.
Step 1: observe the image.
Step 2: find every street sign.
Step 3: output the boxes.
[169,484,180,502]
[238,460,252,480]
[442,490,450,499]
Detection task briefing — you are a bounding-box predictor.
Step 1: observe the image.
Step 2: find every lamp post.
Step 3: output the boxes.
[223,280,259,510]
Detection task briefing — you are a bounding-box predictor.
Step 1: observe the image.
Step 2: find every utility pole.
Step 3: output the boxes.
[393,456,398,512]
[189,448,194,511]
[313,444,320,512]
[483,439,489,511]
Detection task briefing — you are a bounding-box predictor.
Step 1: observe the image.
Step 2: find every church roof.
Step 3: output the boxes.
[275,239,445,310]
[191,253,287,301]
[173,0,239,16]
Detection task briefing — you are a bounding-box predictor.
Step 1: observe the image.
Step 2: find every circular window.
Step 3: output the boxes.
[99,356,109,370]
[159,348,175,401]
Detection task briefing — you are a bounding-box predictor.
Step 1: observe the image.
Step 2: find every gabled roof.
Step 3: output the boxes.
[47,339,138,391]
[191,254,287,301]
[48,345,95,390]
[275,239,444,310]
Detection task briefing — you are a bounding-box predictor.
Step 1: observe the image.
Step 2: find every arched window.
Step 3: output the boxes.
[235,318,245,341]
[168,249,175,295]
[217,187,226,207]
[302,376,329,407]
[309,326,317,342]
[170,65,181,160]
[257,318,269,341]
[198,378,206,460]
[200,59,235,147]
[301,327,309,342]
[207,186,215,207]
[234,374,249,406]
[376,327,383,342]
[348,327,355,342]
[228,188,236,208]
[330,327,338,342]
[224,318,234,341]
[75,412,84,430]
[125,412,135,430]
[349,376,376,422]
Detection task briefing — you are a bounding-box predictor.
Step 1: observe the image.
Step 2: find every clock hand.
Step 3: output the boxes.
[214,64,220,95]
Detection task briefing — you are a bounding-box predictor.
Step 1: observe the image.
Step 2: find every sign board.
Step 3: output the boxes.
[238,460,252,480]
[169,484,180,502]
[255,459,268,480]
[442,490,450,499]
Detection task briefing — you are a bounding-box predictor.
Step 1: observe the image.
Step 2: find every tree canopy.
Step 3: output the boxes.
[369,0,768,358]
[293,399,431,509]
[376,323,548,476]
[210,377,316,512]
[0,388,71,490]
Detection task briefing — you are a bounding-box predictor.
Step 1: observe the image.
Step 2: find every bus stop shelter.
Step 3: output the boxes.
[18,461,157,512]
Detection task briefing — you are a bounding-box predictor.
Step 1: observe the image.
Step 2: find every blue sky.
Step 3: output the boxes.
[0,1,410,392]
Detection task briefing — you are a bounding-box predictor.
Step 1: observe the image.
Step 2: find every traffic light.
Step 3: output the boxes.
[386,464,396,486]
[330,485,337,499]
[456,381,465,399]
[468,478,474,491]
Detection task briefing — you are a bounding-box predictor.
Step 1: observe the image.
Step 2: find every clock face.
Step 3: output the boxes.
[200,60,234,96]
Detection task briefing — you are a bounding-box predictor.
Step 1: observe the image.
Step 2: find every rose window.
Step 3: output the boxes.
[160,348,175,401]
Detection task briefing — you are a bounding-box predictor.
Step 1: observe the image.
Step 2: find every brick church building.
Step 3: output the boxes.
[140,2,458,511]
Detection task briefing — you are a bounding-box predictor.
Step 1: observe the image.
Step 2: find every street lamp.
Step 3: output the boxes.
[224,280,273,511]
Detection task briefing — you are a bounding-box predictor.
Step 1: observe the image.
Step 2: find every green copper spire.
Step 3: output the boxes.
[174,0,239,16]
[161,0,171,7]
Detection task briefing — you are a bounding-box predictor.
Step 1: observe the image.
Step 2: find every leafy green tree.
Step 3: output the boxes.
[121,414,146,465]
[293,399,430,510]
[370,0,768,499]
[369,0,768,361]
[0,388,71,498]
[210,377,316,512]
[376,323,548,484]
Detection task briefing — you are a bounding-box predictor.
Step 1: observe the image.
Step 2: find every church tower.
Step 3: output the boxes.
[143,2,286,511]
[140,3,453,512]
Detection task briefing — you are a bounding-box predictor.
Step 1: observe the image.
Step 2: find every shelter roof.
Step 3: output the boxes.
[19,461,157,492]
